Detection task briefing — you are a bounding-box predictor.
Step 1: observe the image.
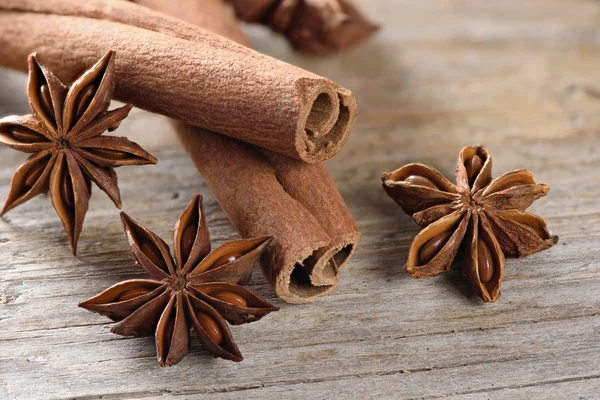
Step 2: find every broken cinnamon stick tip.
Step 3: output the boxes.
[291,19,379,55]
[306,0,380,55]
[226,0,379,55]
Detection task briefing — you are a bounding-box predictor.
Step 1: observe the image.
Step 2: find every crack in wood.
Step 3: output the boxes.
[0,322,109,337]
[1,309,598,346]
[62,371,600,399]
[407,374,600,400]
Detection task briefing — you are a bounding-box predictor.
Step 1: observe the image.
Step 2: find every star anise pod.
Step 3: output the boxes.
[79,194,278,366]
[382,145,558,302]
[0,50,157,254]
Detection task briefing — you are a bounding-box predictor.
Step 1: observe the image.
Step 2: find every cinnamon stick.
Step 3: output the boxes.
[135,0,361,302]
[225,0,379,54]
[174,123,338,302]
[0,0,357,162]
[263,152,359,284]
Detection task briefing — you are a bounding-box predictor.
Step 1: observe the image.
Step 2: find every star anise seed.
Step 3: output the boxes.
[382,145,558,302]
[79,194,278,366]
[0,50,157,254]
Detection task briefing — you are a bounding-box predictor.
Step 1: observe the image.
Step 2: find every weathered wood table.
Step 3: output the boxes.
[1,0,599,398]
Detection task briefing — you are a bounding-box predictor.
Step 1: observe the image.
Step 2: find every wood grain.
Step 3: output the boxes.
[1,0,599,398]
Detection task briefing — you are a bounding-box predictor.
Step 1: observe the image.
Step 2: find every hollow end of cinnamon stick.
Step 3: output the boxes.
[271,220,359,300]
[294,79,357,163]
[268,243,337,304]
[331,234,360,271]
[268,216,360,302]
[308,240,356,287]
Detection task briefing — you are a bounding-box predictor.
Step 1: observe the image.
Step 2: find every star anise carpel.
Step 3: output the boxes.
[0,50,157,254]
[79,194,278,366]
[382,145,558,302]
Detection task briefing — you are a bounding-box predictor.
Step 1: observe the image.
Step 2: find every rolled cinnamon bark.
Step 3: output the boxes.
[135,0,361,301]
[175,123,337,303]
[225,0,379,54]
[0,0,357,162]
[264,152,360,284]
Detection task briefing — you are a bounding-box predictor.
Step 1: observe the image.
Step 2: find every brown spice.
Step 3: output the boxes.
[79,194,278,366]
[225,0,378,54]
[0,0,357,163]
[382,145,558,302]
[136,0,361,303]
[0,50,156,254]
[175,122,336,303]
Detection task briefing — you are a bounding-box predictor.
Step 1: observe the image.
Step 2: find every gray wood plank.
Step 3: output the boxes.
[1,0,600,398]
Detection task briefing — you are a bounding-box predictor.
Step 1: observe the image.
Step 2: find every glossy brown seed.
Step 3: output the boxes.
[404,175,439,190]
[75,84,96,121]
[477,239,494,283]
[39,84,55,120]
[180,224,197,264]
[465,154,483,185]
[117,287,151,302]
[212,291,247,308]
[61,170,75,208]
[418,231,453,265]
[195,312,223,345]
[209,253,243,270]
[139,240,167,270]
[25,162,46,188]
[11,126,45,143]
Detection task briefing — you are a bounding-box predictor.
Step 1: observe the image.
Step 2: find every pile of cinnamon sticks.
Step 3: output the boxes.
[0,0,377,303]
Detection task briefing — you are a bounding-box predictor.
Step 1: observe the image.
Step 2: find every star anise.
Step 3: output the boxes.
[382,145,558,302]
[79,194,278,366]
[0,50,157,254]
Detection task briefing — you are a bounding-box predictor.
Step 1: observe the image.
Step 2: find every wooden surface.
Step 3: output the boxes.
[1,0,600,398]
